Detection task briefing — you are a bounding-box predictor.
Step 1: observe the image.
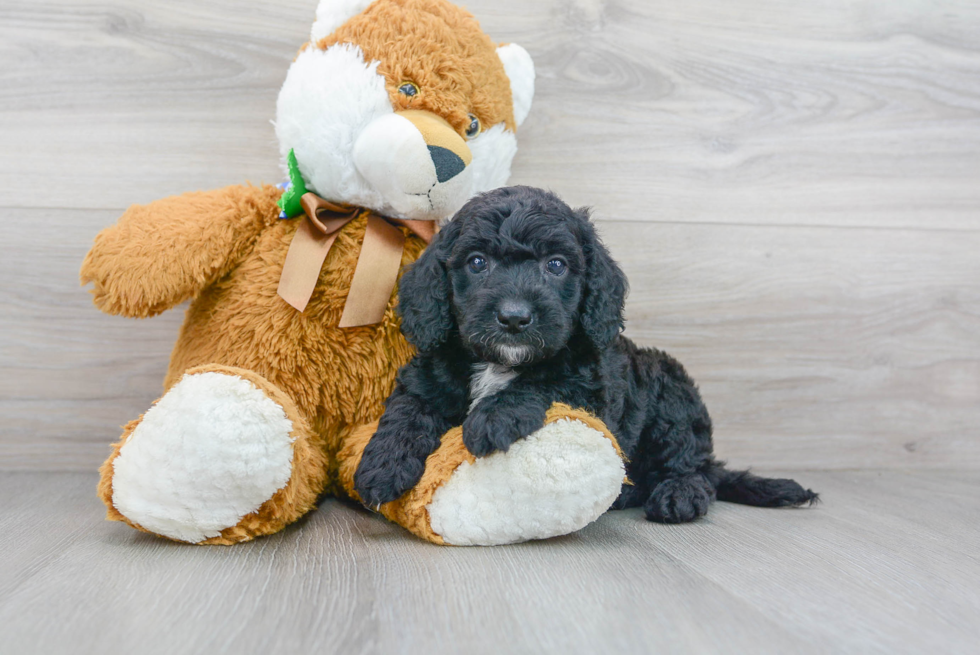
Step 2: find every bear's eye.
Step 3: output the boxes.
[545,258,567,276]
[468,254,488,273]
[398,82,419,97]
[465,114,481,139]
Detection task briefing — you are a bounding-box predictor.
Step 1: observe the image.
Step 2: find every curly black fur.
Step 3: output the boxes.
[355,186,818,522]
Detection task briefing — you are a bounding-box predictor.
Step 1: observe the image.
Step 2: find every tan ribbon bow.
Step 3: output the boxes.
[276,193,435,327]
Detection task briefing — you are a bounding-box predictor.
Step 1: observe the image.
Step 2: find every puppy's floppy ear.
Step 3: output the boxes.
[577,208,628,350]
[397,219,462,351]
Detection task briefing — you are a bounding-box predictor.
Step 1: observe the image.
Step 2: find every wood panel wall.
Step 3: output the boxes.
[1,0,978,470]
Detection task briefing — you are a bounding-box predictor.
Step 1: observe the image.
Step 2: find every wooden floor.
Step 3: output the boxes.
[1,470,977,654]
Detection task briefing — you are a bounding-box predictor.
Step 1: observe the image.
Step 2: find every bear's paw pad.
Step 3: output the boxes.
[111,372,295,543]
[427,418,624,546]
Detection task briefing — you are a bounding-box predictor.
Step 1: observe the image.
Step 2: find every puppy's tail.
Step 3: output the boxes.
[707,463,819,508]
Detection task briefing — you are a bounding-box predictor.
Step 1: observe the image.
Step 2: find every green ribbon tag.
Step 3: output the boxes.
[277,149,309,218]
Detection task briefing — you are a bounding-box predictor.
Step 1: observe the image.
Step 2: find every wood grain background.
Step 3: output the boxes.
[1,0,978,470]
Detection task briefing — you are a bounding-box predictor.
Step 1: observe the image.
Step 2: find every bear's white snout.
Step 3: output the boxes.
[354,110,474,220]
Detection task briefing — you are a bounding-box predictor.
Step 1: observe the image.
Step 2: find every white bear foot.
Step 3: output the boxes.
[110,371,296,543]
[426,417,625,546]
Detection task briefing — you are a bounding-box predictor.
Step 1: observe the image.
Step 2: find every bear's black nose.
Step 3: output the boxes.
[497,302,533,333]
[428,145,466,183]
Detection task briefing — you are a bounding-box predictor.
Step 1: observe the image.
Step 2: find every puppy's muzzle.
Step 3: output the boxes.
[496,300,533,333]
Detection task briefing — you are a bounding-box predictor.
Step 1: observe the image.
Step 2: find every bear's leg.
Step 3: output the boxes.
[338,404,626,546]
[97,365,328,545]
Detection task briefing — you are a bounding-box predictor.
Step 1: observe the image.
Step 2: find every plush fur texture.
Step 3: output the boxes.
[98,365,329,545]
[311,0,375,42]
[314,0,517,134]
[426,415,624,545]
[494,43,534,127]
[278,0,534,220]
[339,404,625,545]
[86,185,424,543]
[276,43,393,213]
[85,0,539,544]
[110,370,297,543]
[466,123,518,205]
[351,110,474,218]
[354,186,819,522]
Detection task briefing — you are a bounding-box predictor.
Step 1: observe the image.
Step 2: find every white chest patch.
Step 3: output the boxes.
[468,363,519,413]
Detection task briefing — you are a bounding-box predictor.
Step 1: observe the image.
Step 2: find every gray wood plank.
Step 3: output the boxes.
[608,220,980,470]
[1,470,977,654]
[3,209,977,470]
[647,469,980,654]
[1,0,979,229]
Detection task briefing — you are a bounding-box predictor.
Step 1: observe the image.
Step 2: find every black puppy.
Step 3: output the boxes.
[355,186,817,522]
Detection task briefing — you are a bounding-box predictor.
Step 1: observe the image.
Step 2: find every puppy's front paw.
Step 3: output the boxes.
[644,474,716,523]
[463,403,546,457]
[354,430,427,507]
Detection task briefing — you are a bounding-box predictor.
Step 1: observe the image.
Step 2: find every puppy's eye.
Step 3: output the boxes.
[546,258,567,276]
[398,82,419,97]
[465,114,481,139]
[468,255,488,273]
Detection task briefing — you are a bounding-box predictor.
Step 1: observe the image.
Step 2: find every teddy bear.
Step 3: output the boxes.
[81,0,627,546]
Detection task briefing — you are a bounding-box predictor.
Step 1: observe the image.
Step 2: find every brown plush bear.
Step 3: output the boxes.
[82,0,626,546]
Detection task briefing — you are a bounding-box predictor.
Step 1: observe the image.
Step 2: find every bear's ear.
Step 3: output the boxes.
[311,0,375,42]
[497,44,535,128]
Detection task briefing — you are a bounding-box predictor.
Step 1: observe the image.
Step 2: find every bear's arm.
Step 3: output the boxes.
[80,184,282,318]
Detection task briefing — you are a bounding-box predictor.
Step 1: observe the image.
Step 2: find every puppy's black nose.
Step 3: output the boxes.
[497,302,533,333]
